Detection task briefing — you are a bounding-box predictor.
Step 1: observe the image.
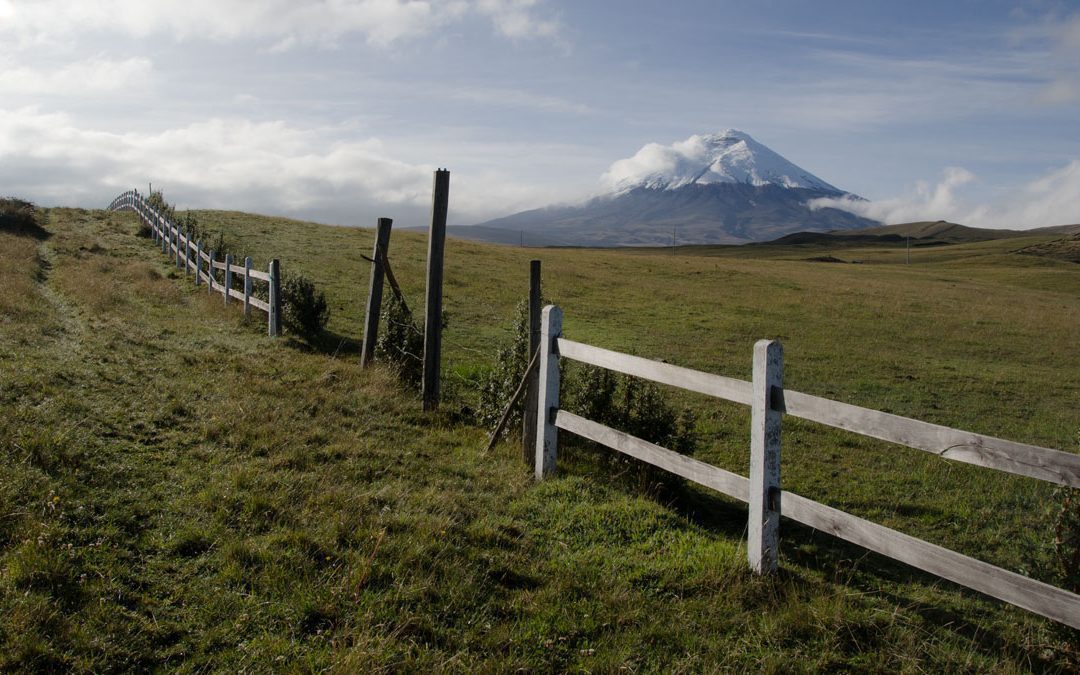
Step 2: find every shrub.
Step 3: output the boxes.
[375,293,424,388]
[0,198,43,236]
[477,298,698,494]
[477,299,534,432]
[1054,430,1080,592]
[565,363,698,495]
[281,272,330,337]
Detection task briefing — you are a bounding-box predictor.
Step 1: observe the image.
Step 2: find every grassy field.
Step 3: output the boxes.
[1,204,1078,671]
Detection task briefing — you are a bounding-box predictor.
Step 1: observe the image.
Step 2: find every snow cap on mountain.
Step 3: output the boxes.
[602,129,840,194]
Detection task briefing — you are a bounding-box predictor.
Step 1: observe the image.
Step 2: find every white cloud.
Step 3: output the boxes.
[0,56,152,95]
[810,163,1080,229]
[1040,14,1080,103]
[0,0,559,49]
[474,0,560,40]
[0,106,559,223]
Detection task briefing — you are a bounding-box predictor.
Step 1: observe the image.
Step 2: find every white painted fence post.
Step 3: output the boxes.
[195,240,202,286]
[534,304,562,480]
[183,229,191,274]
[749,339,784,574]
[223,253,233,305]
[243,256,252,318]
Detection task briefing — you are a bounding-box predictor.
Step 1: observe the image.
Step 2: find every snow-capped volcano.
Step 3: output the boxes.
[459,130,879,247]
[604,129,840,194]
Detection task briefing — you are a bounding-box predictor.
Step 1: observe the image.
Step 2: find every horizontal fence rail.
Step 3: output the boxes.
[107,189,281,336]
[533,304,1080,629]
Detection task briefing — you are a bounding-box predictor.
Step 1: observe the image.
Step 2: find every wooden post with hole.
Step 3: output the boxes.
[522,259,541,466]
[361,217,394,368]
[749,339,783,574]
[184,230,191,274]
[269,259,281,337]
[534,304,562,480]
[223,254,233,305]
[243,256,253,318]
[422,169,450,411]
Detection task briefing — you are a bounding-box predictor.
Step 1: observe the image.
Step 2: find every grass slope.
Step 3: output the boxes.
[1,206,1078,671]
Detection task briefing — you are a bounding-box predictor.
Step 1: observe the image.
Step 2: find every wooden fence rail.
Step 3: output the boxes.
[107,189,281,336]
[533,304,1080,629]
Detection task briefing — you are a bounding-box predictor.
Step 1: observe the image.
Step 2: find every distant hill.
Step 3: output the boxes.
[761,221,1080,248]
[1015,232,1080,264]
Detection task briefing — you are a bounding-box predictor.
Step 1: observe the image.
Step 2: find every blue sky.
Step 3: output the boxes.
[2,0,1079,228]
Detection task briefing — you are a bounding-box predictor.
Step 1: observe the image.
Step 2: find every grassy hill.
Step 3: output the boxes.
[2,203,1079,670]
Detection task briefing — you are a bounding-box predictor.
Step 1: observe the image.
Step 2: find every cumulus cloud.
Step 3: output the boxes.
[475,0,560,40]
[0,107,558,224]
[0,56,152,95]
[0,0,560,49]
[1040,14,1080,103]
[810,163,1080,229]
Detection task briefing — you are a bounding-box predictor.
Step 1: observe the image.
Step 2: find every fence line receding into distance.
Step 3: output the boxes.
[532,304,1080,630]
[108,190,281,336]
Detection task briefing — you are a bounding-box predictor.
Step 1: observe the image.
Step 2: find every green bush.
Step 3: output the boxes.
[566,363,698,495]
[477,298,698,494]
[1054,430,1080,593]
[375,293,425,388]
[477,299,534,432]
[281,272,330,337]
[0,198,42,236]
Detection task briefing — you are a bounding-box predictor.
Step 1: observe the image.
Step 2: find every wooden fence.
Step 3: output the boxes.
[532,305,1080,629]
[108,190,281,336]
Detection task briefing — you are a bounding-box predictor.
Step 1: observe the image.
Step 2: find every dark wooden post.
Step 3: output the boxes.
[223,253,233,305]
[269,258,281,337]
[243,256,253,318]
[422,169,450,411]
[208,250,216,295]
[195,240,202,286]
[522,260,541,465]
[361,218,394,368]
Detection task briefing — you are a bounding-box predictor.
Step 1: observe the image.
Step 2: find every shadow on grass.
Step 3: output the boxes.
[559,443,1073,665]
[283,329,362,357]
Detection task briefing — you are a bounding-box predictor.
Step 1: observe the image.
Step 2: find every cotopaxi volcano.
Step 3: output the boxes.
[461,130,880,246]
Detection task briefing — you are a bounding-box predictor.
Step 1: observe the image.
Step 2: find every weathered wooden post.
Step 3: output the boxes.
[223,253,233,305]
[195,240,202,286]
[176,225,183,269]
[268,259,281,337]
[361,217,394,368]
[208,250,216,296]
[522,260,542,466]
[749,339,783,574]
[183,230,191,274]
[422,169,450,411]
[243,256,253,318]
[534,304,562,480]
[161,217,168,254]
